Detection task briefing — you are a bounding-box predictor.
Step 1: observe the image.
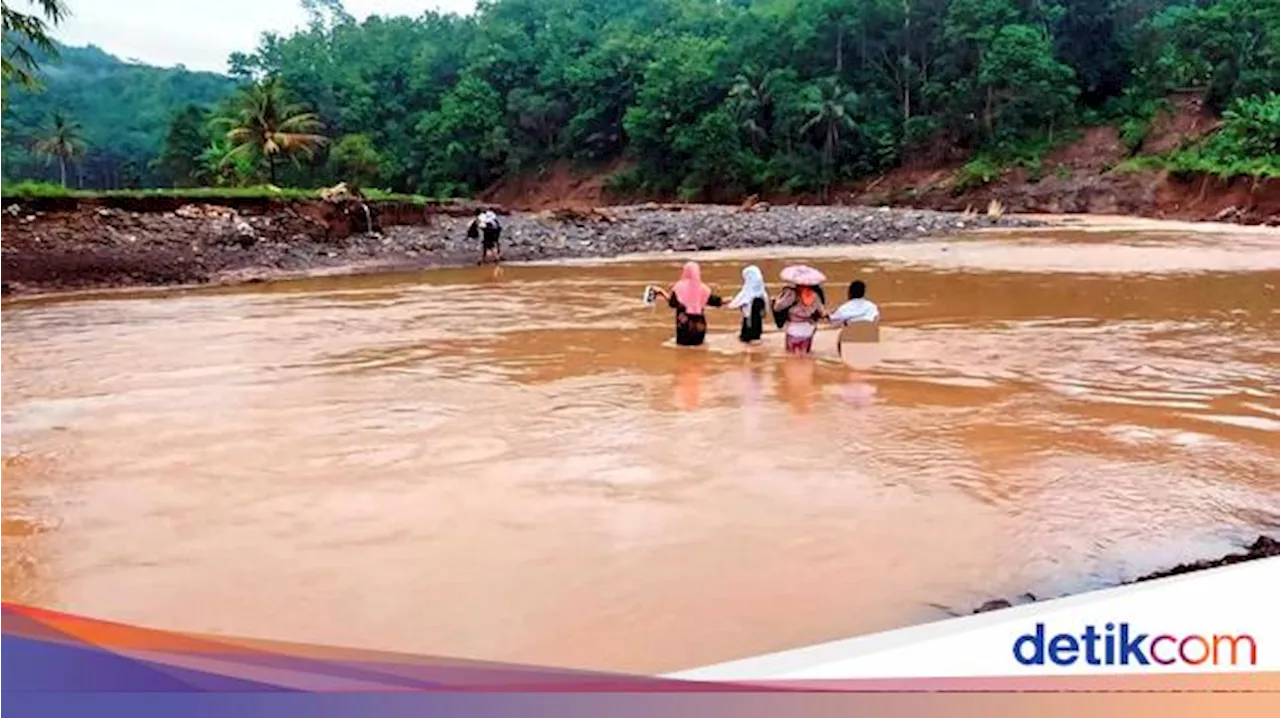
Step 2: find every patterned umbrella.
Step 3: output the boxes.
[780,265,827,285]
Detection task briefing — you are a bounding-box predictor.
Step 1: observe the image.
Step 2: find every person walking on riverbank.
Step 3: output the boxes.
[468,210,503,265]
[651,261,724,347]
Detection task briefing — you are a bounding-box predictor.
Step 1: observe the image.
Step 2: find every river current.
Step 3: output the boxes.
[3,222,1277,672]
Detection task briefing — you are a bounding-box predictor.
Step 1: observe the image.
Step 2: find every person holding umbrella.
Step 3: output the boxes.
[773,265,827,355]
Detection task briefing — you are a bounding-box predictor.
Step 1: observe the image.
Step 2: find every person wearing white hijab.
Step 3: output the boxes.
[727,265,768,343]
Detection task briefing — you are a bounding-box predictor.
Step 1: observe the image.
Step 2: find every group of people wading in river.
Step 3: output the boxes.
[651,261,880,355]
[466,213,877,354]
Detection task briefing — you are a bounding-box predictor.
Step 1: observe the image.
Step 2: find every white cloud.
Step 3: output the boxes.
[51,0,476,73]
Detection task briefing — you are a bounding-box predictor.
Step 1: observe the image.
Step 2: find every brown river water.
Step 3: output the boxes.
[3,223,1279,673]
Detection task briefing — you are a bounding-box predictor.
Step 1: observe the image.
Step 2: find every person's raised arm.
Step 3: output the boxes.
[773,287,796,311]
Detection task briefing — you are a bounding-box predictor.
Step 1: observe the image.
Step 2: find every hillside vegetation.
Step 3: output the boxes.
[1,41,236,187]
[2,0,1277,200]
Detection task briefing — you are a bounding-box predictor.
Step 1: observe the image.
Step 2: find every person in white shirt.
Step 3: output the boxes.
[828,280,879,356]
[467,210,503,264]
[828,280,879,325]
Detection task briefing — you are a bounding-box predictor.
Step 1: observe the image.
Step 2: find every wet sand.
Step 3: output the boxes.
[3,223,1278,672]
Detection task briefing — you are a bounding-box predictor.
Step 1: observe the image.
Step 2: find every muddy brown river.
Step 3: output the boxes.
[3,222,1279,673]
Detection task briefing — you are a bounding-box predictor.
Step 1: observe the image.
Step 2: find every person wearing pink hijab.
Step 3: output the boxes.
[652,261,724,346]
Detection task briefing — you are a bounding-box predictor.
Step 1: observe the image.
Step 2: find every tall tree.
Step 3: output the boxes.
[32,110,84,186]
[1,0,68,88]
[800,77,860,192]
[301,0,353,29]
[327,133,384,188]
[222,76,328,185]
[728,66,790,151]
[153,104,210,187]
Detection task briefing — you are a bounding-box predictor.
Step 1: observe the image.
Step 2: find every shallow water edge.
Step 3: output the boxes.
[971,535,1280,614]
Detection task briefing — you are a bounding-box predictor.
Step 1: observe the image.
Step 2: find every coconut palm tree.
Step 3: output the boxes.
[728,66,776,149]
[223,76,328,185]
[800,77,860,170]
[800,77,859,197]
[1,0,69,89]
[32,111,85,187]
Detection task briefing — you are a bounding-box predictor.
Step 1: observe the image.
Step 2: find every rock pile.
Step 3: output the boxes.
[392,204,1039,262]
[174,204,237,220]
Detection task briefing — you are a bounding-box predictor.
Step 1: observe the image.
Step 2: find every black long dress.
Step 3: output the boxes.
[739,297,766,342]
[669,293,724,346]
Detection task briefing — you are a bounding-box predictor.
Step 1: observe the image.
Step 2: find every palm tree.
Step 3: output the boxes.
[223,77,328,185]
[799,77,859,196]
[32,111,85,186]
[1,0,69,89]
[196,138,249,187]
[728,66,778,149]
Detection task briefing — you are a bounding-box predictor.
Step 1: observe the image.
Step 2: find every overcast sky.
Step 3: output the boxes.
[53,0,477,73]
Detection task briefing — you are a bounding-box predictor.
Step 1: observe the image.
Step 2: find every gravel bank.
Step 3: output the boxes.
[2,202,1040,297]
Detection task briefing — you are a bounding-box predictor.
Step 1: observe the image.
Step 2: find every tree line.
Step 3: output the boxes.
[0,41,237,187]
[4,0,1278,197]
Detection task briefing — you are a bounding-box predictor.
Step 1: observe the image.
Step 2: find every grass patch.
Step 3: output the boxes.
[1165,151,1280,180]
[1,181,439,204]
[1108,152,1280,179]
[955,156,1004,191]
[953,131,1080,191]
[1109,156,1168,174]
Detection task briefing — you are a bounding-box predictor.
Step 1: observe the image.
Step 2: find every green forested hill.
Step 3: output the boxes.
[2,0,1277,196]
[2,41,236,188]
[226,0,1280,197]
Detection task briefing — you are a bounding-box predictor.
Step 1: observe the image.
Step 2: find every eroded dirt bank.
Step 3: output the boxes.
[485,160,1279,226]
[0,199,1035,297]
[482,99,1279,225]
[854,167,1280,226]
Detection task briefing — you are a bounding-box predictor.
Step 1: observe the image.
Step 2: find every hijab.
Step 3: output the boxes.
[671,261,711,315]
[728,265,767,311]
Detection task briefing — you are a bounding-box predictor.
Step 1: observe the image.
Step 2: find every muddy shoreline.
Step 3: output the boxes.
[1,200,1038,297]
[973,535,1279,614]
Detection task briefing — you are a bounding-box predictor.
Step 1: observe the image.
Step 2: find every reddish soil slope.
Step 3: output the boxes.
[482,92,1277,225]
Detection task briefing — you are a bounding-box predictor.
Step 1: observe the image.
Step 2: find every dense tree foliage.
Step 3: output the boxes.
[4,0,1278,194]
[229,0,1278,195]
[1,0,67,88]
[221,76,329,184]
[2,42,236,187]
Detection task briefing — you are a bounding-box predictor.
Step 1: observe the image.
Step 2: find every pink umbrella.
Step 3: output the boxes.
[780,265,827,285]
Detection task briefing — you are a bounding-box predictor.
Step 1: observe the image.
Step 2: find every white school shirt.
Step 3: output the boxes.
[829,298,880,325]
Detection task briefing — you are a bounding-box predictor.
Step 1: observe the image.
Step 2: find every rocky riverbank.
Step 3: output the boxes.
[972,535,1280,614]
[1,200,1038,297]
